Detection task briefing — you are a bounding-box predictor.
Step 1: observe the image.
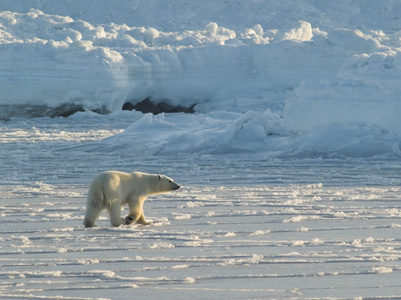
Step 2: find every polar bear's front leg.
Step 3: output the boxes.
[125,202,151,225]
[137,213,151,225]
[124,212,151,225]
[108,202,123,227]
[124,212,139,225]
[125,202,141,225]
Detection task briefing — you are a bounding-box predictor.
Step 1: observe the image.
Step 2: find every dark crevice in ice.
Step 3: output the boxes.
[124,97,195,114]
[0,104,86,120]
[0,98,195,120]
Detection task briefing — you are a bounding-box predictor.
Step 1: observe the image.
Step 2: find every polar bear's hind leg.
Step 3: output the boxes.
[83,201,103,227]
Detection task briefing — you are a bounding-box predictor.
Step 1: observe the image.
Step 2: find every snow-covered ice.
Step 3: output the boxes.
[1,1,401,299]
[2,116,401,299]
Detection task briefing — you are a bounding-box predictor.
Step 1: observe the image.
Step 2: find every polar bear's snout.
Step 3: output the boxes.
[173,183,180,190]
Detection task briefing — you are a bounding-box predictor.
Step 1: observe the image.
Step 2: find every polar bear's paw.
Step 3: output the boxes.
[124,215,135,225]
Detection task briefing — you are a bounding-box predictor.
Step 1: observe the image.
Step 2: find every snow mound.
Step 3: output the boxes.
[95,110,285,155]
[275,20,313,42]
[284,41,401,136]
[327,28,381,52]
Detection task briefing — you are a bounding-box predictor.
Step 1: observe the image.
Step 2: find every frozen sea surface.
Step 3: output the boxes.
[1,115,401,299]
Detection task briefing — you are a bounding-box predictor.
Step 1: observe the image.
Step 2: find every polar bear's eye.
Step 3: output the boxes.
[158,175,161,180]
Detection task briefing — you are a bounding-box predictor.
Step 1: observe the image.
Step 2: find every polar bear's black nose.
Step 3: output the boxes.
[173,184,180,190]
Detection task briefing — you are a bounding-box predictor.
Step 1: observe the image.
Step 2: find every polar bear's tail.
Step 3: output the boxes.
[83,184,105,227]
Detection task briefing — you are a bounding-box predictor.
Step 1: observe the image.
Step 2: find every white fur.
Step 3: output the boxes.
[83,171,180,227]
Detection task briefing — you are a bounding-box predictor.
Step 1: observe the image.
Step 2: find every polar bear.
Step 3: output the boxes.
[83,171,180,227]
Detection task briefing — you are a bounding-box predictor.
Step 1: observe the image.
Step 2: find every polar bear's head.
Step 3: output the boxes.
[153,174,180,194]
